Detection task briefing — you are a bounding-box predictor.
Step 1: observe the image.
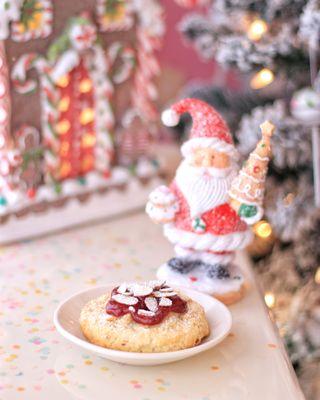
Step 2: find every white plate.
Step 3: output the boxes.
[53,284,232,366]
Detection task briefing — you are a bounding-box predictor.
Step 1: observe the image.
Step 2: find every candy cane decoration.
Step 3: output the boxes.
[84,42,135,174]
[131,0,165,125]
[0,41,24,204]
[11,53,60,183]
[0,41,11,149]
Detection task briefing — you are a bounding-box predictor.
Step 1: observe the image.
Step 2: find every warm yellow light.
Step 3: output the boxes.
[81,133,96,148]
[56,75,70,88]
[264,292,275,308]
[254,220,272,238]
[60,161,71,177]
[79,79,92,93]
[283,193,295,206]
[60,141,70,157]
[315,267,320,284]
[81,155,94,170]
[250,68,274,89]
[56,119,71,135]
[80,108,95,125]
[58,97,70,112]
[247,19,268,41]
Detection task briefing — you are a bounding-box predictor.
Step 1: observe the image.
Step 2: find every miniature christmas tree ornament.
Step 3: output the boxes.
[146,98,274,304]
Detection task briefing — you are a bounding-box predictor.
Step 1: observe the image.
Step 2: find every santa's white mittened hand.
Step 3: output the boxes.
[145,185,179,224]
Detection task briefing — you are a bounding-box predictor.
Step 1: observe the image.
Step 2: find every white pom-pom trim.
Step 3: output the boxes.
[161,109,180,127]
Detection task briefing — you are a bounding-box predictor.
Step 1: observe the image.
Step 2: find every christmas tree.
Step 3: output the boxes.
[174,0,320,397]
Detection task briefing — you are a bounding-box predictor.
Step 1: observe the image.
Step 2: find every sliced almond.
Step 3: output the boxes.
[145,297,158,312]
[112,294,138,305]
[137,309,155,317]
[149,280,166,289]
[131,284,153,297]
[159,287,174,292]
[117,283,127,294]
[159,297,172,307]
[153,291,177,298]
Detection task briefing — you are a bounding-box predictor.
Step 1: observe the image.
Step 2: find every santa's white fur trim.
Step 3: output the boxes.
[181,137,238,158]
[174,245,235,265]
[164,223,253,252]
[161,109,180,127]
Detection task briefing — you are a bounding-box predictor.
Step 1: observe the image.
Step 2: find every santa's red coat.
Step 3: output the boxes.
[170,182,248,235]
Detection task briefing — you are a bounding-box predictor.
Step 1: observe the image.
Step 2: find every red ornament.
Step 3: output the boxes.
[253,165,260,173]
[27,188,36,199]
[103,170,111,179]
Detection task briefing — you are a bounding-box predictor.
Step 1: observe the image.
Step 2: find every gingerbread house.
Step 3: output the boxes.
[0,0,165,242]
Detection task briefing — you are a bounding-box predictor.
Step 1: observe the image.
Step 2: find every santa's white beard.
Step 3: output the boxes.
[175,160,237,218]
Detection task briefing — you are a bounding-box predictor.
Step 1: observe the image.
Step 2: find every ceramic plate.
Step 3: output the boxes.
[53,284,232,366]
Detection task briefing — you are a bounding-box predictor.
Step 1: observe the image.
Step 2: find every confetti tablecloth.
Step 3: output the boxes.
[0,212,304,400]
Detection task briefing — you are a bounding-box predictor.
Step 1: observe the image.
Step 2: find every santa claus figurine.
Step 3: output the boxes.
[146,98,274,304]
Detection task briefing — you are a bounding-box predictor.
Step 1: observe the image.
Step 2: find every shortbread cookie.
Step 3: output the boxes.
[80,281,209,353]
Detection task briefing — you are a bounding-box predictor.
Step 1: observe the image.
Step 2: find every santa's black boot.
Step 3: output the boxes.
[167,257,202,274]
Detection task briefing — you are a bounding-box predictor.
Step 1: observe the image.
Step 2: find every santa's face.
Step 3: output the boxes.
[175,148,237,218]
[191,148,230,169]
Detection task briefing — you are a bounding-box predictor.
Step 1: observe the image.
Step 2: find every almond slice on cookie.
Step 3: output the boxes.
[112,294,138,305]
[145,297,158,312]
[159,297,173,307]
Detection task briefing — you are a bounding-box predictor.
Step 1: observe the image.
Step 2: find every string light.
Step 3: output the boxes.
[58,97,70,112]
[79,79,92,93]
[56,75,70,88]
[250,68,274,89]
[254,220,272,238]
[81,133,96,148]
[264,292,275,308]
[56,119,71,135]
[315,267,320,284]
[247,19,268,41]
[283,193,295,206]
[81,155,94,171]
[59,161,71,177]
[80,108,95,125]
[59,141,70,157]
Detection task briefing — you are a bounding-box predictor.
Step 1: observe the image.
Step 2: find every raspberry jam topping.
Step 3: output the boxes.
[105,281,187,326]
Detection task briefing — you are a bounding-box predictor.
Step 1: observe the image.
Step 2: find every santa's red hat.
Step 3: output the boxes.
[161,98,237,158]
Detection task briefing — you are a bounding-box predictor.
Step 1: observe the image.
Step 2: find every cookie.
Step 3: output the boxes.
[79,281,209,353]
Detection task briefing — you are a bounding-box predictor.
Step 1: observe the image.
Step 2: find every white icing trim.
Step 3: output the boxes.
[50,49,80,83]
[163,224,253,252]
[0,0,22,40]
[181,137,238,158]
[250,153,269,162]
[0,167,131,215]
[239,170,265,183]
[11,0,53,42]
[174,245,235,265]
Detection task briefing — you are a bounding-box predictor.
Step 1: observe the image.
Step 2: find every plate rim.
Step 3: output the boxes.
[53,283,232,361]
